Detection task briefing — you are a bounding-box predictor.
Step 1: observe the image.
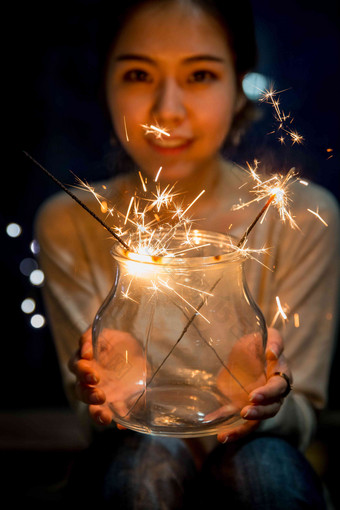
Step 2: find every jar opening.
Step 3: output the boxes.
[112,229,246,267]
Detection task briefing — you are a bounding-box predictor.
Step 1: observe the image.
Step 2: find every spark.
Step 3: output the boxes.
[171,243,211,257]
[258,85,303,146]
[158,278,210,323]
[175,281,214,297]
[288,130,304,145]
[124,196,135,225]
[276,296,288,320]
[294,313,300,328]
[227,240,273,270]
[235,164,299,245]
[138,171,147,192]
[100,200,108,213]
[326,148,333,160]
[180,190,206,218]
[155,166,163,182]
[123,116,129,142]
[148,182,179,212]
[141,123,170,139]
[121,278,139,303]
[24,152,130,251]
[270,296,289,327]
[307,208,328,227]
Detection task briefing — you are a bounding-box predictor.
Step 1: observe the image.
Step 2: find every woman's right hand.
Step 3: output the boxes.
[68,328,116,426]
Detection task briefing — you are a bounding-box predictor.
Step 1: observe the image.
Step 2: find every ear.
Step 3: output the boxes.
[235,89,247,115]
[234,73,247,114]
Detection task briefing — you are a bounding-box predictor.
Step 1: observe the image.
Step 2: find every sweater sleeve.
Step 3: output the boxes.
[34,193,104,430]
[256,184,340,450]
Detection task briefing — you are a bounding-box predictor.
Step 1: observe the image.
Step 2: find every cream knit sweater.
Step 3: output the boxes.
[35,162,339,452]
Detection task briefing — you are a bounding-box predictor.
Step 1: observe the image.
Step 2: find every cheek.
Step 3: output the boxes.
[193,86,237,137]
[107,89,148,141]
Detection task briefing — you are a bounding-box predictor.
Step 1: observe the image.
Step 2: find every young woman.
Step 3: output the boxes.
[35,0,339,507]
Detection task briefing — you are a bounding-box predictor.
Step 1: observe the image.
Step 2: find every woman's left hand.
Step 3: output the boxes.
[217,327,293,443]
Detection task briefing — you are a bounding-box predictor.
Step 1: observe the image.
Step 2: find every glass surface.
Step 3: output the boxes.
[92,230,267,437]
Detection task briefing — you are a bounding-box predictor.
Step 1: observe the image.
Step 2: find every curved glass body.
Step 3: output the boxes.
[92,230,267,437]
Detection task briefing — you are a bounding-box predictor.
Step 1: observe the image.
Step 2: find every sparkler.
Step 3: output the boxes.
[26,97,329,431]
[259,85,304,146]
[23,151,130,251]
[235,164,299,246]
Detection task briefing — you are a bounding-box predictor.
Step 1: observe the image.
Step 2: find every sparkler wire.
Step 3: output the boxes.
[123,276,224,419]
[237,195,276,247]
[25,150,269,426]
[23,151,130,251]
[124,191,276,419]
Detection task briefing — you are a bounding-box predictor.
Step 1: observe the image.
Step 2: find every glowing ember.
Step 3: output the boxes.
[234,163,300,245]
[270,296,289,327]
[307,208,328,227]
[141,123,170,139]
[259,85,304,146]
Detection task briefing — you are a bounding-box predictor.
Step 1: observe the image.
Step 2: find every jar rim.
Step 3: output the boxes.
[111,229,246,267]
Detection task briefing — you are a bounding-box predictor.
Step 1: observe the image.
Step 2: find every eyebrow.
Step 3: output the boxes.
[115,54,226,64]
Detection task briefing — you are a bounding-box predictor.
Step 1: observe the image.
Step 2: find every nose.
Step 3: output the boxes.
[152,78,186,125]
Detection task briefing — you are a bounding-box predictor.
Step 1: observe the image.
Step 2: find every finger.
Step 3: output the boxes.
[241,401,282,420]
[68,349,81,374]
[89,404,113,426]
[249,373,290,403]
[265,327,284,361]
[70,358,100,385]
[203,403,238,424]
[75,381,106,405]
[79,328,93,360]
[217,420,259,443]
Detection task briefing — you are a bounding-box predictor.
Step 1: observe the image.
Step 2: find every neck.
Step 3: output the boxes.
[158,155,225,209]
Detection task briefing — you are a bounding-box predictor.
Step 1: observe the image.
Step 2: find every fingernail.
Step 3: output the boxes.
[222,436,229,444]
[89,392,101,404]
[85,373,98,385]
[243,408,257,419]
[268,348,279,360]
[249,392,264,403]
[81,343,92,358]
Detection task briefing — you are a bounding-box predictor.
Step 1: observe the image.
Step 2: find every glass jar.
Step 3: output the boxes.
[92,230,267,437]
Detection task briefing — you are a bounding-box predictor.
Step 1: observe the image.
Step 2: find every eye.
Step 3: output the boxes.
[123,69,153,83]
[188,70,218,83]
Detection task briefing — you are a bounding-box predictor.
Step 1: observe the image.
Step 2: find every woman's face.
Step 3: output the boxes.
[106,1,244,182]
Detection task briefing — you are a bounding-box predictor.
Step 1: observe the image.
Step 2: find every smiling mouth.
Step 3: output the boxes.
[148,137,193,149]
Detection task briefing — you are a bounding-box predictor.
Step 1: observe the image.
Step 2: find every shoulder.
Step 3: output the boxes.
[289,179,339,233]
[34,174,129,242]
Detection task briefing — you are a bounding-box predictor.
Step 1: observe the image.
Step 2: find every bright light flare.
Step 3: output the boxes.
[233,163,299,231]
[141,123,170,139]
[259,85,303,146]
[270,296,289,327]
[307,208,328,227]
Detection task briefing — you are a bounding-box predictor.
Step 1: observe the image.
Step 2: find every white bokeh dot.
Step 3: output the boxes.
[30,314,46,329]
[6,223,22,238]
[21,298,36,314]
[29,269,45,286]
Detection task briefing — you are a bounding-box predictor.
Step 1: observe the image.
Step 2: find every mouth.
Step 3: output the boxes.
[147,137,193,153]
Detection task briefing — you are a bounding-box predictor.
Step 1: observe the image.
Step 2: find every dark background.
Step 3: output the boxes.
[3,0,340,504]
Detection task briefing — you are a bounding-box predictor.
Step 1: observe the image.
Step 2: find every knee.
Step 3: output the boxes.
[202,436,327,509]
[103,433,198,509]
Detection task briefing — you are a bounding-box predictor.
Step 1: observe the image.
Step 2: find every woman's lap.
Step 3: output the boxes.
[65,430,327,509]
